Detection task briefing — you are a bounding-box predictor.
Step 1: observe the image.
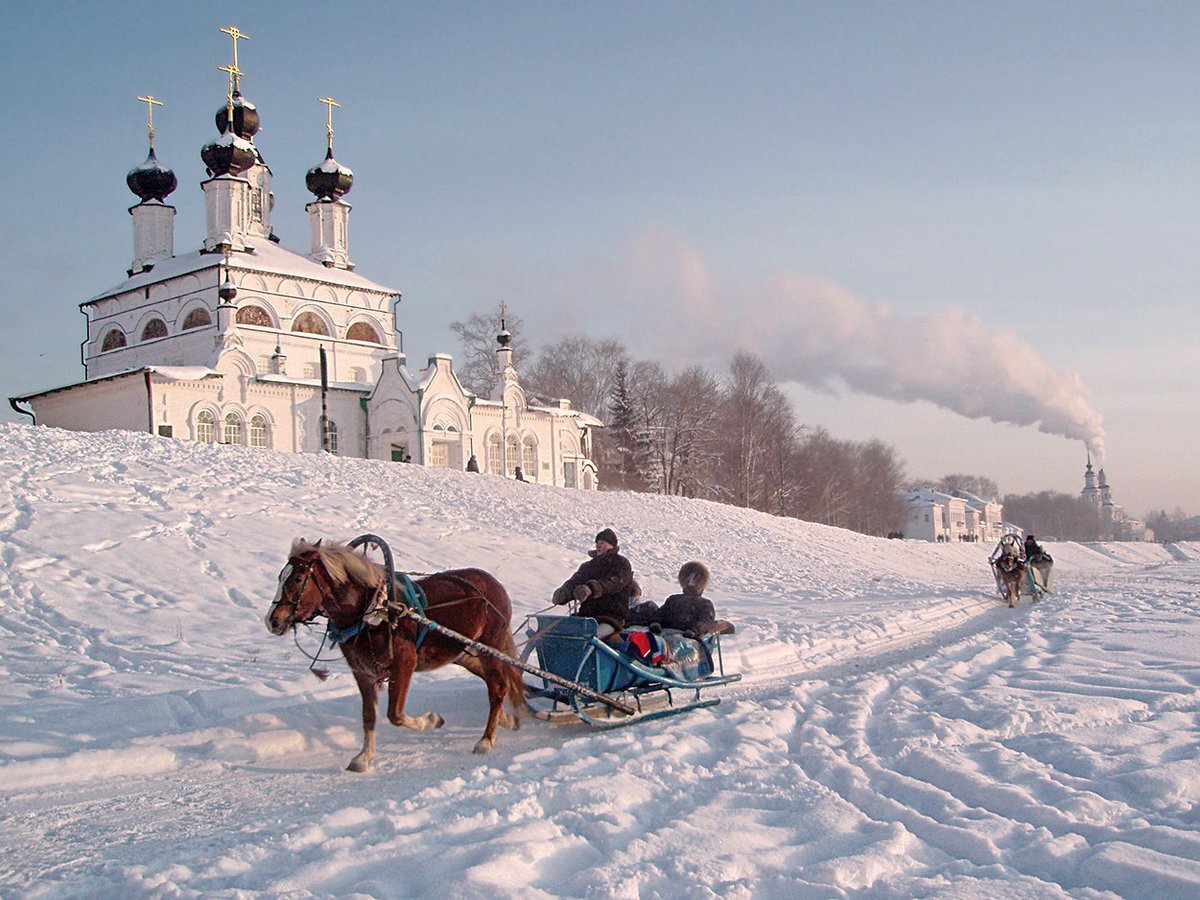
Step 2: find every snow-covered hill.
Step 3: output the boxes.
[1,424,1197,898]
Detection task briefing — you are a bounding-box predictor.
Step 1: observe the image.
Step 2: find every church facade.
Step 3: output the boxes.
[10,38,600,489]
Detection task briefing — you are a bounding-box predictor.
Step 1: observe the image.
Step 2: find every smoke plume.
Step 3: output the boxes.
[622,232,1106,463]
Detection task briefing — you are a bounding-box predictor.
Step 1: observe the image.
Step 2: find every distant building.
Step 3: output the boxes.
[898,489,1005,543]
[897,489,1003,542]
[9,34,600,489]
[1081,456,1152,541]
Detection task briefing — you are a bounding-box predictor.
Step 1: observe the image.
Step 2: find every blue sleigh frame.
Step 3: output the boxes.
[521,614,742,728]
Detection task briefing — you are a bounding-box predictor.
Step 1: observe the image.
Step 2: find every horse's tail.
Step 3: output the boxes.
[496,627,527,718]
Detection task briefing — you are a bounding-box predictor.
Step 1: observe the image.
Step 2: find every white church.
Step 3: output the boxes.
[9,31,601,489]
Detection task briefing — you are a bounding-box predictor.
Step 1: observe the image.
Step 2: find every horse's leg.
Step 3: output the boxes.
[386,642,444,732]
[347,669,379,773]
[458,655,518,752]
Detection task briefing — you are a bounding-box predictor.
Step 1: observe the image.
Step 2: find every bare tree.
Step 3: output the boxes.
[521,336,628,418]
[847,440,906,536]
[1001,491,1101,541]
[647,366,722,497]
[936,473,1000,500]
[717,352,795,511]
[789,427,854,528]
[449,308,525,397]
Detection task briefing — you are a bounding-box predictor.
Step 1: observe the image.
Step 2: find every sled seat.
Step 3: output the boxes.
[530,615,640,692]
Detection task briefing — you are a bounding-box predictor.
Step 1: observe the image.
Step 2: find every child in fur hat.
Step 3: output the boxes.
[627,561,718,636]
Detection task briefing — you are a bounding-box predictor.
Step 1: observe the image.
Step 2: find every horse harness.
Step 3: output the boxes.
[280,552,502,660]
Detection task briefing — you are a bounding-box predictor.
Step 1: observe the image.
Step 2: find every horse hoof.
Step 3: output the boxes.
[473,739,495,754]
[346,757,371,773]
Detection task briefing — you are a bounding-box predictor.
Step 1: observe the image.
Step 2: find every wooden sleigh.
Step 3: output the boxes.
[519,614,742,728]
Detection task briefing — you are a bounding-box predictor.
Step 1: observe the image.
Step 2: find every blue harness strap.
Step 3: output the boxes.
[325,618,369,646]
[396,571,432,650]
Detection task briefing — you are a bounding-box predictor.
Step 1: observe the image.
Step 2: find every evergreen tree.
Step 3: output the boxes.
[605,360,652,491]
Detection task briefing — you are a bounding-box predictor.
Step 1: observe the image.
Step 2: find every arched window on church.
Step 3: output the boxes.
[223,413,243,446]
[523,436,537,480]
[346,321,382,343]
[100,329,127,352]
[249,415,269,449]
[182,308,212,330]
[506,435,520,477]
[486,433,502,475]
[292,312,329,335]
[195,410,215,444]
[140,318,167,342]
[236,305,273,327]
[324,418,340,455]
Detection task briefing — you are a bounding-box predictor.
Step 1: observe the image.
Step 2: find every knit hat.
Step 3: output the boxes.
[594,528,619,548]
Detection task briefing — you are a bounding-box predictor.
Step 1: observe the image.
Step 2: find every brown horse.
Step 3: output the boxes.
[265,538,524,771]
[990,536,1026,608]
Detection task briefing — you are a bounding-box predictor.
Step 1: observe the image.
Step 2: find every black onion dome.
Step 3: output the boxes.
[305,147,354,200]
[126,147,178,202]
[201,128,257,177]
[215,92,260,138]
[497,328,512,348]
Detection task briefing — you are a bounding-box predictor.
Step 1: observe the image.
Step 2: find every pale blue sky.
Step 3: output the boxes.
[3,2,1197,514]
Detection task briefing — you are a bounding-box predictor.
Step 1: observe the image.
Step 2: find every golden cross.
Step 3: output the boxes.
[218,64,242,118]
[318,96,341,150]
[219,26,250,90]
[498,301,508,329]
[137,95,164,148]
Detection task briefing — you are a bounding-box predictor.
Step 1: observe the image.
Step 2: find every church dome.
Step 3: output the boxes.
[305,147,354,201]
[126,147,178,202]
[201,128,256,177]
[215,91,260,139]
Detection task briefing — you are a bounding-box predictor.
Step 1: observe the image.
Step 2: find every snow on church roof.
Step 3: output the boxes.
[85,239,399,307]
[12,366,221,401]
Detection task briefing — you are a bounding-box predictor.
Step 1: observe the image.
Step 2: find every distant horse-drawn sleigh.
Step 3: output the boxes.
[265,533,740,771]
[988,534,1053,608]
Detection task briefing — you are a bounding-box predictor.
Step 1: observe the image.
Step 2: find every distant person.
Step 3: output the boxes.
[1024,534,1050,563]
[514,466,526,482]
[466,454,480,472]
[551,528,637,637]
[1023,534,1054,596]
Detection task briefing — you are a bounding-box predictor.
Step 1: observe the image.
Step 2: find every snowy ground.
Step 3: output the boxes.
[1,423,1197,899]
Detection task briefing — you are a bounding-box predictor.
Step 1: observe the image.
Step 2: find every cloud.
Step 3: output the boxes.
[617,230,1106,462]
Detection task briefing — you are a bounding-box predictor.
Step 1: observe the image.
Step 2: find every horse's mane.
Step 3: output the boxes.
[291,538,385,590]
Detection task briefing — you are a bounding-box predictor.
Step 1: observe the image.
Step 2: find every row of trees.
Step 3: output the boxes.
[452,312,907,535]
[998,492,1102,541]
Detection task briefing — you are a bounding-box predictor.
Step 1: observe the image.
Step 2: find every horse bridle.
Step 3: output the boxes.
[273,552,333,628]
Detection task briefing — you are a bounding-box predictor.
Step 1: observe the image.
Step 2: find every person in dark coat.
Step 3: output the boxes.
[1024,534,1050,563]
[628,561,719,635]
[552,528,637,636]
[466,454,480,473]
[655,561,717,636]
